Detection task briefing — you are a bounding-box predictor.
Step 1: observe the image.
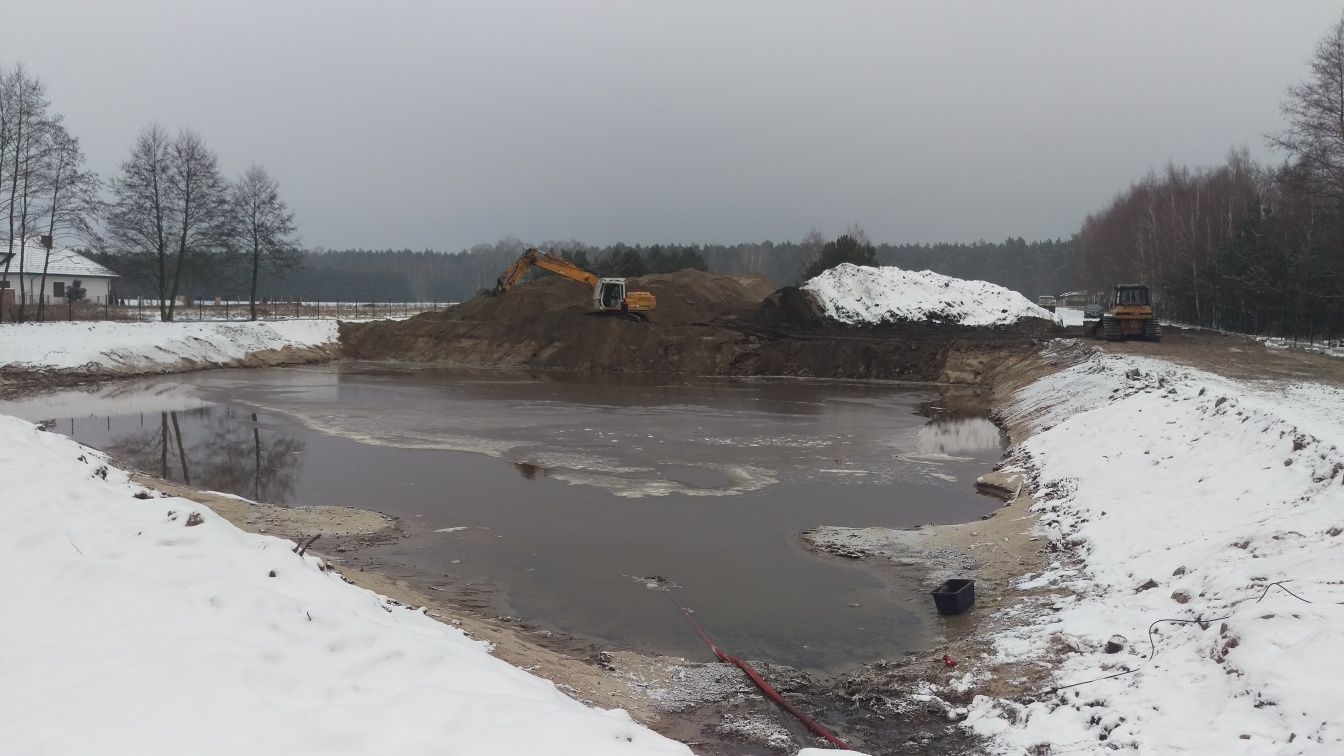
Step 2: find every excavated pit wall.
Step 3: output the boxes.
[340,270,1065,383]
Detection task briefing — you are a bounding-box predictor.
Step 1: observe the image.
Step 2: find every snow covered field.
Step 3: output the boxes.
[0,320,340,375]
[965,350,1344,753]
[803,263,1058,327]
[0,413,691,755]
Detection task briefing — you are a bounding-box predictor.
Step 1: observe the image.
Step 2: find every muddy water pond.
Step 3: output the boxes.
[9,364,1005,674]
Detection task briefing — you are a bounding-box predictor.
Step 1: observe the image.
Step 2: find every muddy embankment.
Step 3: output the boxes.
[339,269,1065,382]
[795,340,1094,751]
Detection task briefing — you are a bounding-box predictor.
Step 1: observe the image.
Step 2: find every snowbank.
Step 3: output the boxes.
[1054,306,1086,328]
[802,263,1058,327]
[0,413,688,755]
[966,352,1344,753]
[1263,336,1344,359]
[0,320,339,376]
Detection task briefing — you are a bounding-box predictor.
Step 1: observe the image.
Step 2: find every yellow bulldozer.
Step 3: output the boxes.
[493,248,657,321]
[1087,284,1161,342]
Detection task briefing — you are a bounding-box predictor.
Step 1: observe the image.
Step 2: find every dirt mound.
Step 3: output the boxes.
[753,286,827,328]
[440,269,767,328]
[341,270,770,373]
[630,270,775,325]
[340,268,1058,382]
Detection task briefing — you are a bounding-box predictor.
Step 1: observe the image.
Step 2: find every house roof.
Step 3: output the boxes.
[1,243,117,279]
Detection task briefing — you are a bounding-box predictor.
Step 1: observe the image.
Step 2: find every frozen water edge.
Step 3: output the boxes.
[0,413,694,755]
[962,350,1344,753]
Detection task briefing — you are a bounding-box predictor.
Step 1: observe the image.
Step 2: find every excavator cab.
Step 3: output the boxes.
[596,279,626,310]
[595,278,656,319]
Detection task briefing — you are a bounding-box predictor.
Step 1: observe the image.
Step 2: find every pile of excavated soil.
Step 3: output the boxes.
[340,269,1063,382]
[341,270,773,374]
[447,269,773,328]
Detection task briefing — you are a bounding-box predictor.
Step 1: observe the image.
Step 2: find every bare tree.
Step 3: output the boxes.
[843,222,871,246]
[797,228,826,278]
[108,126,230,321]
[0,67,11,238]
[164,131,230,321]
[1,66,52,322]
[1272,12,1344,203]
[230,165,299,320]
[37,124,101,320]
[107,124,173,319]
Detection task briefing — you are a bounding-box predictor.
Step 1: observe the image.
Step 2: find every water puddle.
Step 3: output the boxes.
[6,365,1005,674]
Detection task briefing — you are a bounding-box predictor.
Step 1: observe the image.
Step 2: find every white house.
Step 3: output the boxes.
[1,243,117,306]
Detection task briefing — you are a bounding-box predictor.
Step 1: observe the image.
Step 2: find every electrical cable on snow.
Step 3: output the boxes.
[1040,580,1324,697]
[666,595,852,750]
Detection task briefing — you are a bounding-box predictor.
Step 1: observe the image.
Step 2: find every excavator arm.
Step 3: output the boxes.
[493,247,656,319]
[494,248,599,294]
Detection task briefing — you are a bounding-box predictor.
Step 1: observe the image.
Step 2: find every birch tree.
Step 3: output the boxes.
[229,165,299,320]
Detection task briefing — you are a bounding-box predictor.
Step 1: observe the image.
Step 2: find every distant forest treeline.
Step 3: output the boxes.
[95,236,1075,305]
[39,12,1344,340]
[1071,15,1344,340]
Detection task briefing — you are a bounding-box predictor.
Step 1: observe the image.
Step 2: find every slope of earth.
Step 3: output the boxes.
[957,349,1344,753]
[1094,326,1344,388]
[801,337,1344,755]
[340,269,1066,382]
[0,412,692,756]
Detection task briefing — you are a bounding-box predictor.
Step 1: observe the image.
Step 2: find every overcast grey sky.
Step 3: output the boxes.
[6,1,1340,249]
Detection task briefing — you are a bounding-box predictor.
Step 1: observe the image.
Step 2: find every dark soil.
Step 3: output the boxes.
[340,271,1067,383]
[1090,325,1344,387]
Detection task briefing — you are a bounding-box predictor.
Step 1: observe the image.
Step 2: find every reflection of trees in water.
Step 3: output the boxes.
[104,407,304,504]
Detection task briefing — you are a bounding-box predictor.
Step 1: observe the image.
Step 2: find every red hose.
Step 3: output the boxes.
[669,596,853,750]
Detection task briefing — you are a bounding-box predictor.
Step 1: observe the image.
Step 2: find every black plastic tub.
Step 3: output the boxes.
[931,578,976,615]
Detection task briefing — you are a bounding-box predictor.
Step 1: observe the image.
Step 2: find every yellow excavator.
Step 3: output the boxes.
[493,248,657,321]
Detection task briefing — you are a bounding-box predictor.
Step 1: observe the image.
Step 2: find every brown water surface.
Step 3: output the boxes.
[9,364,1005,673]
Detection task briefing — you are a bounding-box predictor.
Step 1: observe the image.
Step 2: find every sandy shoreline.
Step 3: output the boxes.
[129,469,838,753]
[128,473,670,717]
[795,341,1092,724]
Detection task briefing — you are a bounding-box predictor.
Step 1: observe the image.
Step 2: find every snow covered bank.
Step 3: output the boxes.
[1263,336,1344,359]
[0,320,340,377]
[802,263,1059,327]
[966,351,1344,753]
[0,413,689,755]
